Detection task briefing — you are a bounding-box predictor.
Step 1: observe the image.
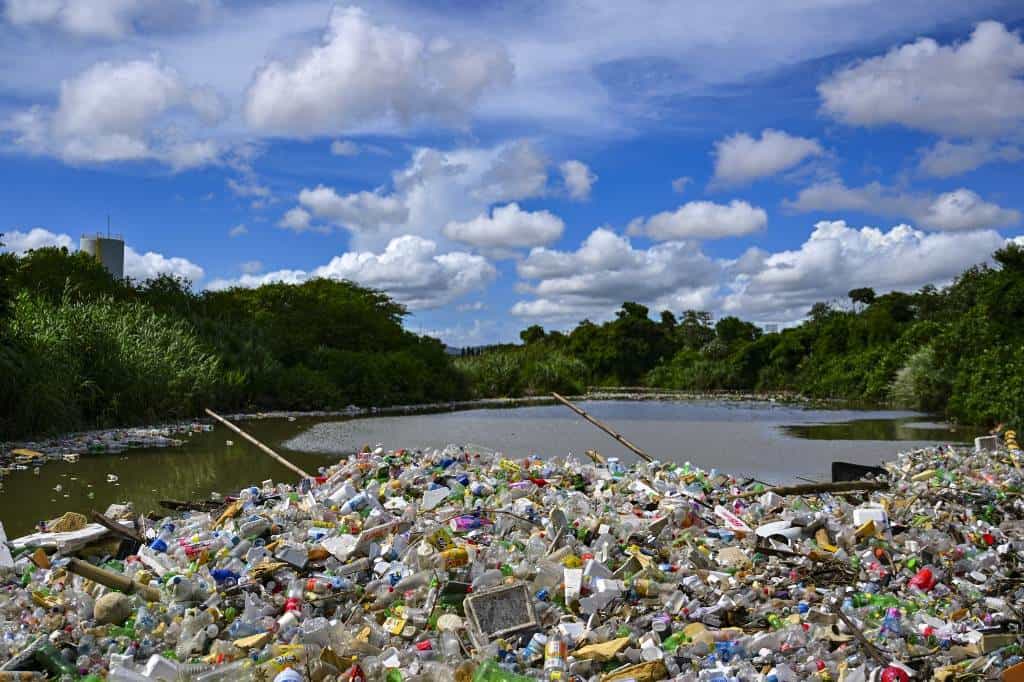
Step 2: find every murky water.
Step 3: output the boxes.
[0,400,980,536]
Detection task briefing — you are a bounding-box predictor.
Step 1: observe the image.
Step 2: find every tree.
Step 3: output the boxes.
[807,302,834,323]
[677,310,714,351]
[519,324,546,345]
[659,310,677,331]
[0,234,14,323]
[848,287,876,311]
[714,316,761,347]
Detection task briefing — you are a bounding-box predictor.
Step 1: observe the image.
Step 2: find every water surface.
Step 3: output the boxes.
[0,400,979,537]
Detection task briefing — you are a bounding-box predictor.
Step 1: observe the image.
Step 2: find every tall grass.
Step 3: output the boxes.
[3,293,221,436]
[455,348,588,397]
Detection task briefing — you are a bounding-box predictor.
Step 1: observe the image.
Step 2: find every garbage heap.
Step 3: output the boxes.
[2,436,1023,681]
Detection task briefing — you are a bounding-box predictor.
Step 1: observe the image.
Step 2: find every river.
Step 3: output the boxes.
[0,400,980,536]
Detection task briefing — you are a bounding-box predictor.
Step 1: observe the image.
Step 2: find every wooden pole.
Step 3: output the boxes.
[205,408,312,479]
[66,558,162,602]
[551,392,653,463]
[734,479,889,499]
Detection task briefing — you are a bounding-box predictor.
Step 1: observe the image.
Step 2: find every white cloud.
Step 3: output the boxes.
[819,20,1024,137]
[239,259,262,274]
[165,140,220,171]
[4,0,218,38]
[227,178,270,198]
[559,160,597,200]
[298,185,408,233]
[228,224,247,238]
[0,227,74,253]
[442,202,563,250]
[671,176,691,194]
[787,180,1020,231]
[628,200,767,241]
[208,235,496,309]
[711,129,823,185]
[278,207,318,233]
[207,270,307,291]
[917,139,1023,177]
[244,6,513,135]
[920,188,1020,232]
[5,57,224,168]
[281,138,549,250]
[0,227,204,282]
[512,227,719,321]
[125,246,204,282]
[722,220,1006,322]
[330,139,360,156]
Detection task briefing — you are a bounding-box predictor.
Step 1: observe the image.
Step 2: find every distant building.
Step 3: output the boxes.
[80,233,125,279]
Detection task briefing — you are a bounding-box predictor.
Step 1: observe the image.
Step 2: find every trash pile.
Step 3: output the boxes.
[2,434,1023,681]
[2,423,211,472]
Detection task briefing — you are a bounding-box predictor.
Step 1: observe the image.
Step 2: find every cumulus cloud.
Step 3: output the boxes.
[722,220,1006,322]
[244,6,513,135]
[512,228,719,321]
[711,129,823,186]
[0,227,74,253]
[330,140,360,156]
[559,160,597,200]
[787,181,1020,231]
[208,235,495,309]
[627,200,767,241]
[297,185,408,233]
[125,246,204,282]
[920,188,1020,231]
[4,57,224,168]
[917,139,1023,178]
[0,227,204,282]
[280,138,550,250]
[3,0,216,39]
[278,207,317,233]
[819,21,1024,137]
[207,270,307,291]
[228,224,248,238]
[442,202,563,250]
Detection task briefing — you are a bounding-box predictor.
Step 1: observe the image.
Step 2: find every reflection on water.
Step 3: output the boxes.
[783,418,975,442]
[0,401,983,537]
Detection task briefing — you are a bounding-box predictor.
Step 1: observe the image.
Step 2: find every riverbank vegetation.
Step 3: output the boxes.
[456,244,1024,429]
[0,243,465,438]
[2,240,1022,437]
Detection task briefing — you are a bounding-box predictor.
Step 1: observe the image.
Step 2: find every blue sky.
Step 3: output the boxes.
[2,1,1024,345]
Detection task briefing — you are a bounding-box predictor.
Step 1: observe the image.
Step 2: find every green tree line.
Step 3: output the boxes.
[457,244,1024,429]
[2,241,1023,438]
[0,243,466,438]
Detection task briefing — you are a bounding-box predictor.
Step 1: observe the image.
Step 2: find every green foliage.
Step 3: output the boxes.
[6,242,1024,436]
[4,293,220,435]
[0,249,468,438]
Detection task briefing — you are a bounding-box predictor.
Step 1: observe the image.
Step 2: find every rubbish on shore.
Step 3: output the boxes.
[1,436,1023,680]
[1,422,209,473]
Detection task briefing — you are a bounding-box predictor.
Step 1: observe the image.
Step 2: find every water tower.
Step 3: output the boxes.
[80,231,125,279]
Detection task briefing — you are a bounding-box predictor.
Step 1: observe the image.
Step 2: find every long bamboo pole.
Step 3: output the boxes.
[551,392,653,463]
[205,408,312,479]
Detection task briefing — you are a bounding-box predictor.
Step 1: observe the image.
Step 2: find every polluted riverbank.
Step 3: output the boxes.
[1,431,1022,680]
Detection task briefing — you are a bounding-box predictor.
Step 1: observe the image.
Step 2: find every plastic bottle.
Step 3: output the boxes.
[148,523,175,553]
[543,637,567,681]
